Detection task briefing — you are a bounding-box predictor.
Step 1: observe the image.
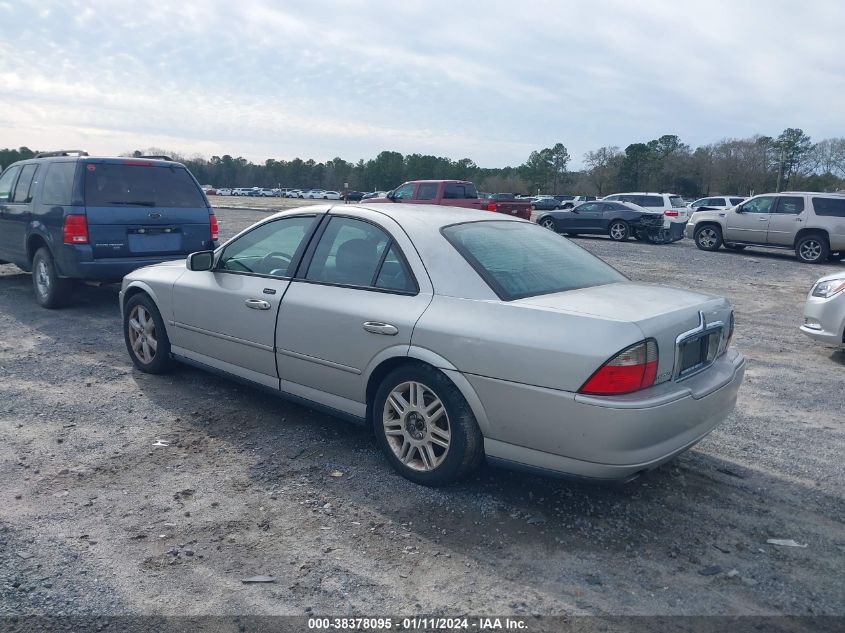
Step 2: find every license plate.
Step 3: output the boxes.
[128,227,182,253]
[678,330,721,376]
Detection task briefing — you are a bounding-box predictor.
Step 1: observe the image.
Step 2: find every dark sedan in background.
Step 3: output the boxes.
[530,196,564,211]
[531,201,663,241]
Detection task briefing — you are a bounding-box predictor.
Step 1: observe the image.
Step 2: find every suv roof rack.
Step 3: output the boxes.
[138,155,173,161]
[34,150,89,158]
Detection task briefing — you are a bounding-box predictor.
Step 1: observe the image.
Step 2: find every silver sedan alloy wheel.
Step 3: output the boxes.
[382,381,451,472]
[128,305,158,364]
[697,227,718,248]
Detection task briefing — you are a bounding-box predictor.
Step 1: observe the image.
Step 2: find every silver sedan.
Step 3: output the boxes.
[120,204,745,486]
[800,271,845,347]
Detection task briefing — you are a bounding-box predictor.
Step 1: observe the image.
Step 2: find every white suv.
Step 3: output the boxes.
[602,192,689,228]
[689,196,747,210]
[686,192,845,263]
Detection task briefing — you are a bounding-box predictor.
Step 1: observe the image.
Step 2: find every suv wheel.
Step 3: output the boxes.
[609,220,629,241]
[372,364,484,486]
[694,225,723,251]
[32,247,73,309]
[796,234,829,264]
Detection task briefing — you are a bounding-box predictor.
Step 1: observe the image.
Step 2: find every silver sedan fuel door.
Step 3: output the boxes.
[170,214,321,387]
[275,210,433,417]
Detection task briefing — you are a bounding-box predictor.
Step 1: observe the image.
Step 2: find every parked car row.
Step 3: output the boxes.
[207,186,379,201]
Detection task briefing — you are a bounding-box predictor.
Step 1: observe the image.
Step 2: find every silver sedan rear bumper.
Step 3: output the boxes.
[467,348,746,480]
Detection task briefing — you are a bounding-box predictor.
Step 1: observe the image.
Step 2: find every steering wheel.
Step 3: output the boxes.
[258,251,293,274]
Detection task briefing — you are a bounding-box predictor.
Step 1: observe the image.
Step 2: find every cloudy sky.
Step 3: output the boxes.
[0,0,843,167]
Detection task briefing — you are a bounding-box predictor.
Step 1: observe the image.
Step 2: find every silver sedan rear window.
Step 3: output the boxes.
[442,221,627,301]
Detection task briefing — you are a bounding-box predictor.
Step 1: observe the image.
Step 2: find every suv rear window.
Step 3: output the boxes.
[637,196,664,207]
[669,196,685,208]
[442,221,626,301]
[730,197,745,206]
[812,197,845,217]
[83,163,207,208]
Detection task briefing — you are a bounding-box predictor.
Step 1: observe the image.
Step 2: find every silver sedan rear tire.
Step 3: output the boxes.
[373,364,483,486]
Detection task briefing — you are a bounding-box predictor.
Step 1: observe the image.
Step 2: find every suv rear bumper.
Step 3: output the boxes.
[56,245,190,281]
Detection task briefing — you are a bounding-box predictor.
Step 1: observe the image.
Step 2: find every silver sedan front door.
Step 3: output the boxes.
[170,214,321,387]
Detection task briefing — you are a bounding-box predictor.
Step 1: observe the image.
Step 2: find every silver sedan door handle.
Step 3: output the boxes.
[363,321,399,336]
[245,299,271,310]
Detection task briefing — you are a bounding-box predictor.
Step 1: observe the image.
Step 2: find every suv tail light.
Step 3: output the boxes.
[63,215,89,244]
[664,210,679,217]
[579,340,658,396]
[487,202,498,212]
[210,214,219,241]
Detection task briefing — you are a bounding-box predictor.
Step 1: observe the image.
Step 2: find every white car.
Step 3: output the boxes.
[689,196,747,211]
[602,192,689,229]
[231,188,254,197]
[216,188,232,196]
[286,189,303,198]
[304,189,326,199]
[258,188,276,197]
[800,272,845,347]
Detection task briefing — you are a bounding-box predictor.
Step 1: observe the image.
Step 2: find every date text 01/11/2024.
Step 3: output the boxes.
[307,617,528,630]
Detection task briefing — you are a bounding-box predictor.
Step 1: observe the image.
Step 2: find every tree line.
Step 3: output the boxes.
[2,127,843,198]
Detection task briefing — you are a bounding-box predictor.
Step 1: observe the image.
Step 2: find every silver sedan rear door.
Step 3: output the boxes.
[275,208,433,417]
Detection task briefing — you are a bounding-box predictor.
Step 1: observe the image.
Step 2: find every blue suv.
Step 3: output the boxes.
[0,151,218,308]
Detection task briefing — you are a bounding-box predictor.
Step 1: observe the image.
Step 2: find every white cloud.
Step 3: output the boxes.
[0,0,842,167]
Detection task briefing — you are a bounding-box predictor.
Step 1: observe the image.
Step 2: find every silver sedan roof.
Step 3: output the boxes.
[256,203,525,301]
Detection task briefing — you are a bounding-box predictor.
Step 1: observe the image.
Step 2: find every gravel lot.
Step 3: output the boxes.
[1,203,843,618]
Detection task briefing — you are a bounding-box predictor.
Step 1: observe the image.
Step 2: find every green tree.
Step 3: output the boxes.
[774,128,813,190]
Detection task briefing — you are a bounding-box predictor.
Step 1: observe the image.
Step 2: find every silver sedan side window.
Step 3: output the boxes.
[305,217,415,292]
[218,215,317,277]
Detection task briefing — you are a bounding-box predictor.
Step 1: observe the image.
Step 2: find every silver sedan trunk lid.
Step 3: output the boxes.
[514,282,733,386]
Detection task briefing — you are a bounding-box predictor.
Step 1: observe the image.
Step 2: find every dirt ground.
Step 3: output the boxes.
[1,205,843,618]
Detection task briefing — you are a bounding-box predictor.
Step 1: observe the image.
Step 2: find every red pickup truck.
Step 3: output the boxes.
[365,180,531,220]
